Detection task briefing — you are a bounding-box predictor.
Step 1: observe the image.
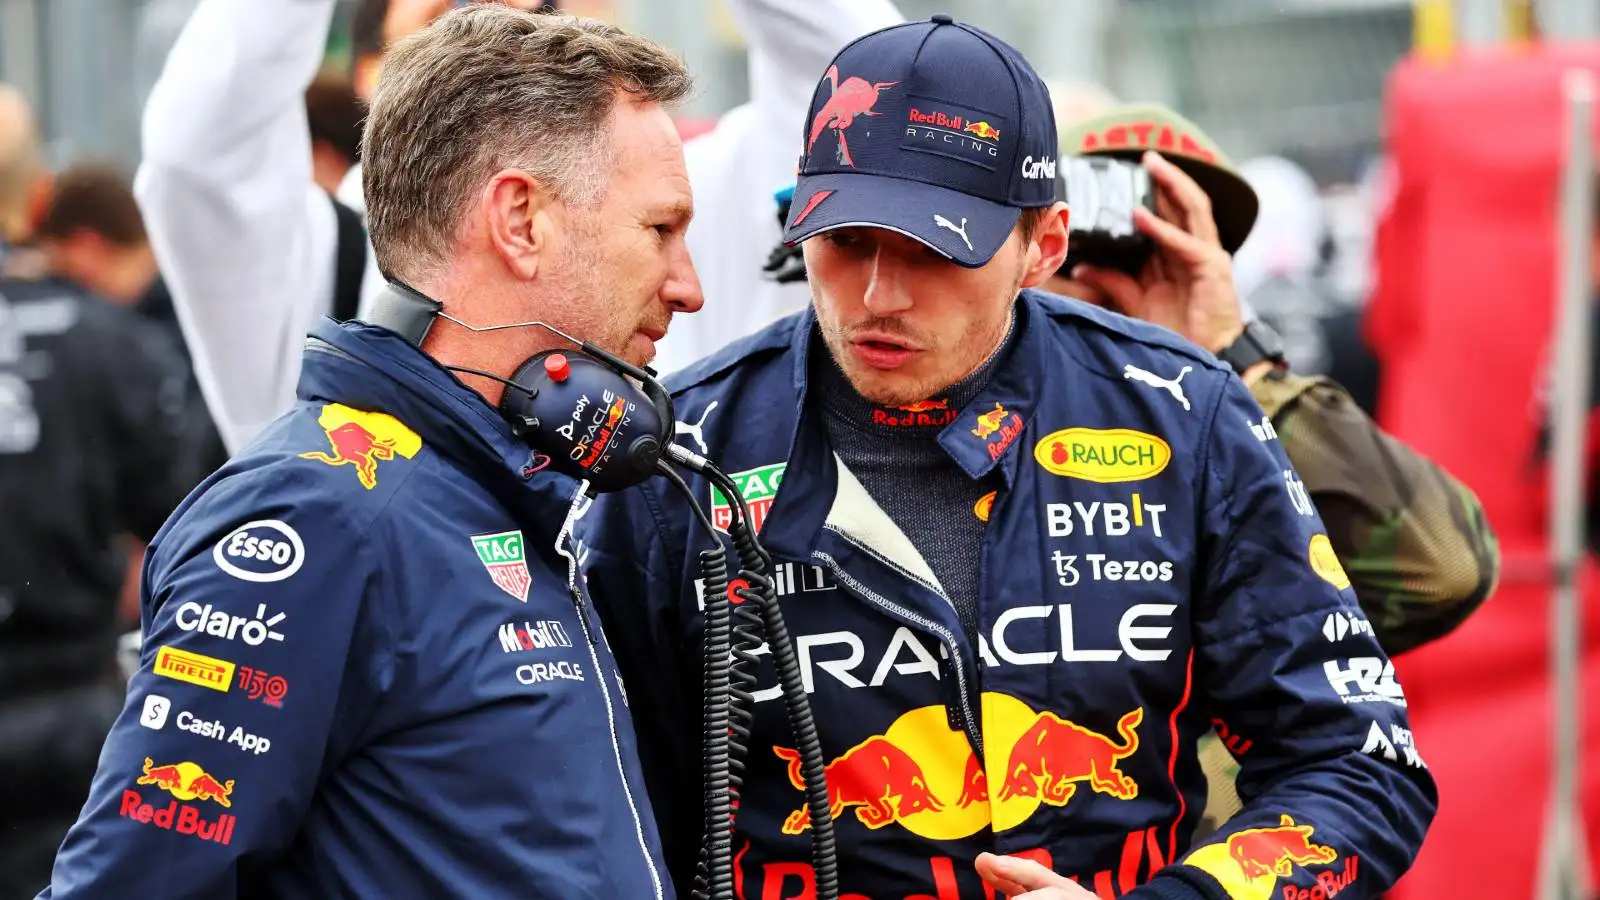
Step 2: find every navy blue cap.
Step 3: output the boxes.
[782,15,1060,268]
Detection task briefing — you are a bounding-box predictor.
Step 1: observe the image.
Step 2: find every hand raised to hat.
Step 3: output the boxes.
[975,852,1099,899]
[1072,151,1256,379]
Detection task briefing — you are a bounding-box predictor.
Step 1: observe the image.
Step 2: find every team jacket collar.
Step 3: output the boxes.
[935,295,1054,483]
[300,319,578,535]
[758,292,1060,562]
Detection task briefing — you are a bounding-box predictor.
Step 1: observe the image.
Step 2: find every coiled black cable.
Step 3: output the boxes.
[702,466,839,900]
[697,546,733,898]
[655,464,732,900]
[722,585,763,863]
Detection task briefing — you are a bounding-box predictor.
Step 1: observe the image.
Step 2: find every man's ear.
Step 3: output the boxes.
[483,168,558,281]
[1020,201,1070,289]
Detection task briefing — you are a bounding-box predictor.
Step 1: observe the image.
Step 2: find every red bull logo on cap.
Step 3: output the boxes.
[770,693,1143,842]
[964,120,1001,141]
[1183,814,1346,900]
[299,403,422,490]
[808,66,898,168]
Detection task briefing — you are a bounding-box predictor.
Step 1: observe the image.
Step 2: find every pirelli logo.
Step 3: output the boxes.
[154,646,236,693]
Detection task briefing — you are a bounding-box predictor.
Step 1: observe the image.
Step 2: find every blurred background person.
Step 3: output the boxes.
[31,162,228,498]
[0,88,196,900]
[304,73,364,198]
[1231,154,1340,377]
[34,165,160,310]
[0,87,50,277]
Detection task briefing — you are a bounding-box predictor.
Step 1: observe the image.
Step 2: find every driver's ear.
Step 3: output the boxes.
[1020,202,1070,289]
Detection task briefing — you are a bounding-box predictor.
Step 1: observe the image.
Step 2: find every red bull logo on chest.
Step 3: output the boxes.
[299,403,422,490]
[770,693,1144,843]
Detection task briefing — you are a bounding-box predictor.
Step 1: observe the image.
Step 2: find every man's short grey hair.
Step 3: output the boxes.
[362,5,693,282]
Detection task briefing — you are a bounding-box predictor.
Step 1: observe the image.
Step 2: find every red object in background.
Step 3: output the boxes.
[1368,42,1600,899]
[674,116,720,142]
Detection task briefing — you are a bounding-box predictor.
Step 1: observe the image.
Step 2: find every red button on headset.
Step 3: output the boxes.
[544,354,571,383]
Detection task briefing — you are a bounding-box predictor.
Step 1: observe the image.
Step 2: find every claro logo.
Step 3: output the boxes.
[1034,428,1171,483]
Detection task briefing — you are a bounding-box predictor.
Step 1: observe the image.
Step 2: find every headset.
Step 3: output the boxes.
[360,281,839,900]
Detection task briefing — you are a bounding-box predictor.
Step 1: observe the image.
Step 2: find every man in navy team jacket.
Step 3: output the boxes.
[38,6,703,898]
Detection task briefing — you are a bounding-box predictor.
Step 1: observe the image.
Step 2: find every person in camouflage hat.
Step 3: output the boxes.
[1047,102,1502,836]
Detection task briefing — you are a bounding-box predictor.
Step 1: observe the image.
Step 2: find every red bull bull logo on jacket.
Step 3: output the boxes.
[770,693,1144,842]
[970,402,1024,460]
[121,757,239,845]
[1183,814,1346,900]
[299,403,422,490]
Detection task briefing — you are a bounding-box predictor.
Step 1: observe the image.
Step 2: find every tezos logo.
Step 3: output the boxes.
[213,520,304,583]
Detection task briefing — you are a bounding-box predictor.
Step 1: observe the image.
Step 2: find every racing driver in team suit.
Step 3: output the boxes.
[579,16,1435,900]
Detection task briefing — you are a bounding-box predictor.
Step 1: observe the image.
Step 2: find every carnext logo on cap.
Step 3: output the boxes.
[902,95,1005,171]
[1021,155,1057,180]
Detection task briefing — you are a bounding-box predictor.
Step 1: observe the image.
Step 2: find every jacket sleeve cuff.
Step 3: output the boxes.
[1124,870,1231,900]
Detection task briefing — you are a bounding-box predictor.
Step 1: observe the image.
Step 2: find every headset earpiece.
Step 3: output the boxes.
[498,350,673,492]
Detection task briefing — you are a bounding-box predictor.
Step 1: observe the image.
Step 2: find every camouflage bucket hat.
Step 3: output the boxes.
[1058,103,1260,254]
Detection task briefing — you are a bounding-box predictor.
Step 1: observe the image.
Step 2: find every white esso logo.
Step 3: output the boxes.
[213,519,305,583]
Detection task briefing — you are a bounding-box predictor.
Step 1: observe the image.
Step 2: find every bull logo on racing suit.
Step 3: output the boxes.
[1184,814,1353,900]
[771,693,1142,841]
[137,757,235,808]
[808,67,898,168]
[998,708,1142,805]
[299,403,422,490]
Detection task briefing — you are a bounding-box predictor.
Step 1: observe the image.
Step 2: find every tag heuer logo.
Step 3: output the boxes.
[471,530,531,602]
[709,463,786,535]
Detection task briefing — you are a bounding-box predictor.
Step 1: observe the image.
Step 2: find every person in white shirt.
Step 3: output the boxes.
[134,0,902,453]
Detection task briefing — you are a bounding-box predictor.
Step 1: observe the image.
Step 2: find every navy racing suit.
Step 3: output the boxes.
[580,290,1436,900]
[41,319,669,899]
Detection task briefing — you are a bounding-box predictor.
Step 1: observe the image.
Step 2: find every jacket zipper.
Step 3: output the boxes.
[811,546,983,758]
[553,487,665,900]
